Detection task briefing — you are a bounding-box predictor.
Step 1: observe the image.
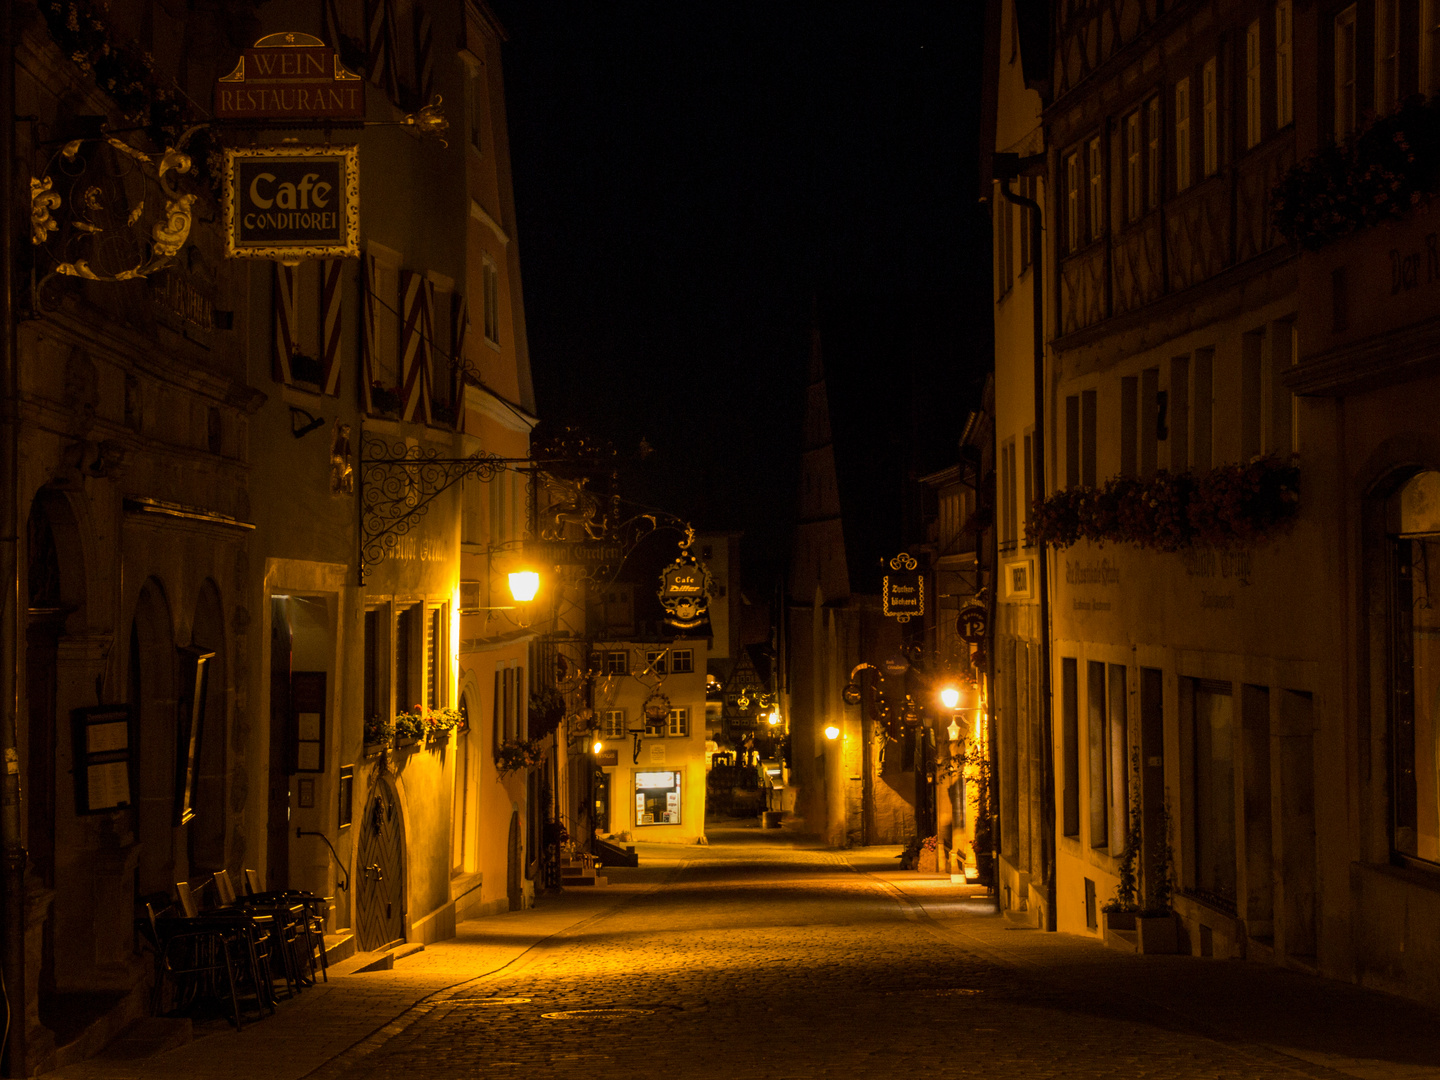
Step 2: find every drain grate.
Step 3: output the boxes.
[541,1008,655,1020]
[460,997,532,1006]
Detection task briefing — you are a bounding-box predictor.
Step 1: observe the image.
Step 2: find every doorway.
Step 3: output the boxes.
[355,776,405,950]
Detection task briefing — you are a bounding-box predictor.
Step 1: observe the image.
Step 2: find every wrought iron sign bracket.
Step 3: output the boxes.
[358,434,529,584]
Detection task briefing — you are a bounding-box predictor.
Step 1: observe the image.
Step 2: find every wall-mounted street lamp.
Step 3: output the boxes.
[947,718,962,743]
[823,724,841,741]
[508,570,541,603]
[592,739,603,755]
[939,686,961,711]
[767,708,781,726]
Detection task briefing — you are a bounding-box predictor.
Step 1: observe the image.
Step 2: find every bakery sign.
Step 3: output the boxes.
[882,552,924,623]
[215,32,365,120]
[223,145,359,262]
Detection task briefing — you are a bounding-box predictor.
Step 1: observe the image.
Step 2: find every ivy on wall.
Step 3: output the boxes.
[1028,457,1300,552]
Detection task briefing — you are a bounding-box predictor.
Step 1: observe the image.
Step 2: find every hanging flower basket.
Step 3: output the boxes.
[495,739,543,775]
[1029,458,1299,552]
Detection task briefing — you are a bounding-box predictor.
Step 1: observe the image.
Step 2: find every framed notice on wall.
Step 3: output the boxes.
[71,705,133,815]
[291,671,327,773]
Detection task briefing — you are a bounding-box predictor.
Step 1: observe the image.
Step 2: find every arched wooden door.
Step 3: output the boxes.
[355,777,406,950]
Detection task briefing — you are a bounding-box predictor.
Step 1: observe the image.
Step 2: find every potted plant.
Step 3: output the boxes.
[916,835,941,874]
[1102,757,1143,935]
[363,715,392,756]
[393,708,425,748]
[1134,799,1178,954]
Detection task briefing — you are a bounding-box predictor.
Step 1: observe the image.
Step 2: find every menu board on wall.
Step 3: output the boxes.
[72,706,133,814]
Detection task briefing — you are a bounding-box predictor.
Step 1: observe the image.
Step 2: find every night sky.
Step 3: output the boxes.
[492,2,992,586]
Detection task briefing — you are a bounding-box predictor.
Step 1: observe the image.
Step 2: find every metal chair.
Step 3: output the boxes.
[139,902,249,1027]
[242,868,331,984]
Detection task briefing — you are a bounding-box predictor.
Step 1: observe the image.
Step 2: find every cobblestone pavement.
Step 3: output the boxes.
[50,826,1440,1080]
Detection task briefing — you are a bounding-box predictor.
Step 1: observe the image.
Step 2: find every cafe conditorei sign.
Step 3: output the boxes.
[882,552,924,623]
[223,145,359,263]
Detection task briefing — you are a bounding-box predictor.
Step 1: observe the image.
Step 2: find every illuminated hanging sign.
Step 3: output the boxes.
[882,552,924,623]
[223,145,359,262]
[215,33,365,120]
[658,540,712,631]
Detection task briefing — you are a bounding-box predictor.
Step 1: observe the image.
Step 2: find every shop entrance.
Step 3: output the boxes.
[355,776,405,950]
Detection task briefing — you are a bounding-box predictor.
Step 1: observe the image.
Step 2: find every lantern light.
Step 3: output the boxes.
[940,686,961,710]
[947,718,962,743]
[823,724,841,741]
[508,570,540,603]
[767,709,781,726]
[592,740,603,755]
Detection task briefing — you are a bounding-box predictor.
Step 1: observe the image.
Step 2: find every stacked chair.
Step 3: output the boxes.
[137,870,333,1029]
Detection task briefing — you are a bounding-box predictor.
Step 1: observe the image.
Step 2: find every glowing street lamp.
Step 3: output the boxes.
[939,686,961,711]
[823,724,841,741]
[508,570,540,603]
[767,708,781,726]
[592,739,604,755]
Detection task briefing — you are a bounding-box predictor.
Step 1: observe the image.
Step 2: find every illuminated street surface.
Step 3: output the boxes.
[53,830,1440,1080]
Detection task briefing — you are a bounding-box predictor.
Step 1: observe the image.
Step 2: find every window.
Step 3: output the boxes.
[1175,78,1193,191]
[1107,664,1130,854]
[1065,151,1082,251]
[1201,58,1219,177]
[1124,110,1143,222]
[1140,367,1160,478]
[1022,432,1034,546]
[1187,678,1237,907]
[1394,504,1440,864]
[995,184,1014,295]
[604,650,628,676]
[395,604,418,716]
[466,63,485,152]
[1065,396,1081,489]
[1376,0,1400,116]
[635,770,681,825]
[645,650,668,676]
[426,607,444,710]
[1245,20,1263,149]
[1082,390,1097,487]
[1192,348,1214,470]
[667,708,689,737]
[494,662,524,742]
[1169,355,1190,471]
[1088,662,1109,849]
[1146,96,1161,209]
[644,708,666,737]
[1267,317,1296,457]
[1086,136,1104,241]
[1120,376,1138,477]
[1335,5,1358,141]
[481,256,500,345]
[671,649,694,674]
[1001,438,1017,547]
[1241,328,1265,461]
[1062,658,1080,838]
[1424,0,1440,97]
[1276,2,1294,128]
[602,709,626,739]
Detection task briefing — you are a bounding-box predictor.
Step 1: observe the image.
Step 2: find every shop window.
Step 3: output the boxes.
[667,707,689,737]
[1392,477,1440,864]
[672,649,694,674]
[635,770,681,825]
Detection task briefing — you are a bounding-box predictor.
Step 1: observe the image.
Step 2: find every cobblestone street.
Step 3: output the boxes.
[51,828,1440,1080]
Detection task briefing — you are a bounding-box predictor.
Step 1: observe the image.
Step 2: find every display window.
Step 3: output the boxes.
[635,770,681,825]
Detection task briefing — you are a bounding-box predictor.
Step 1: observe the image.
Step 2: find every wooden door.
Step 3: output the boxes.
[355,777,405,950]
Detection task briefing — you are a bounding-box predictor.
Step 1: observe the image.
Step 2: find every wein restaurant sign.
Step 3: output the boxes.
[223,145,359,262]
[215,32,365,120]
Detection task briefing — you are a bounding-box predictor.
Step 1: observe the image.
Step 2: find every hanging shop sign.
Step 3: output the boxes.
[956,599,988,644]
[882,552,924,623]
[223,145,359,262]
[658,546,712,631]
[215,32,365,120]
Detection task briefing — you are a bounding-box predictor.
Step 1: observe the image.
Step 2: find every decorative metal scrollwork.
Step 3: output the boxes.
[31,134,198,290]
[359,434,515,582]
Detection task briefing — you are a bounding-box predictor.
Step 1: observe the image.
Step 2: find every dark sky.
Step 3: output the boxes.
[492,2,991,585]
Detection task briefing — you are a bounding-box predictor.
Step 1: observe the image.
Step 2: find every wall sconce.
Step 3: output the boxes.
[823,724,840,741]
[508,570,540,603]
